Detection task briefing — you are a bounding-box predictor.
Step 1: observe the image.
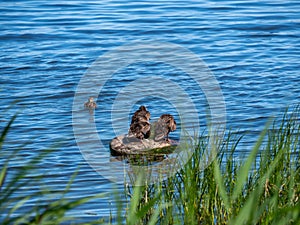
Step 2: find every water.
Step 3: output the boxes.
[1,0,299,221]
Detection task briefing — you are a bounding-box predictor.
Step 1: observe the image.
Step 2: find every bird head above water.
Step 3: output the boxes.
[139,105,147,111]
[139,106,150,120]
[84,96,97,109]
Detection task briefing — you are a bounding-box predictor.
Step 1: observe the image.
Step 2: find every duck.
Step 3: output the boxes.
[153,114,176,143]
[130,105,150,124]
[129,115,151,140]
[128,106,151,140]
[84,97,97,109]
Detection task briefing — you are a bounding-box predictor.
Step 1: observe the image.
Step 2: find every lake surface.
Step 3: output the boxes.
[1,0,299,221]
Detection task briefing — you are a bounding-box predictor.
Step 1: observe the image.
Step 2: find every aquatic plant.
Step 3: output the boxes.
[120,107,300,225]
[0,113,104,225]
[1,107,299,224]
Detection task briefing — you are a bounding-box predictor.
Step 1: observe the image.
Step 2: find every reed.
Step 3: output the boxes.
[0,114,104,225]
[1,107,299,224]
[121,107,300,225]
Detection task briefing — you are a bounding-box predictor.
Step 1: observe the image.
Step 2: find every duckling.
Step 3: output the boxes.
[153,114,176,142]
[128,106,151,140]
[84,97,97,109]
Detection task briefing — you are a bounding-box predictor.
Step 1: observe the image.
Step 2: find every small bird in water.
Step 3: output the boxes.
[84,97,97,109]
[128,106,151,140]
[153,114,176,143]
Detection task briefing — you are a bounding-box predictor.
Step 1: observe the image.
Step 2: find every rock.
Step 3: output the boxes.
[110,134,177,156]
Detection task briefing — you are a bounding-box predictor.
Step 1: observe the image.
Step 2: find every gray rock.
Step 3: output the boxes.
[110,134,177,156]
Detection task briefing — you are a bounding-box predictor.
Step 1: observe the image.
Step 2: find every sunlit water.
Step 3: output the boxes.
[1,0,299,221]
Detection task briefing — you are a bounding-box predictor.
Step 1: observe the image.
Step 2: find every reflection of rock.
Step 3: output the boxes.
[110,154,166,165]
[110,134,177,156]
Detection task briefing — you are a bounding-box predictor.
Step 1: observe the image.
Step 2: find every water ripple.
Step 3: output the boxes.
[0,0,299,221]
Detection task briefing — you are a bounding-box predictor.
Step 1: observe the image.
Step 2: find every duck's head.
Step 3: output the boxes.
[169,118,176,131]
[145,111,151,120]
[139,105,147,111]
[139,115,150,123]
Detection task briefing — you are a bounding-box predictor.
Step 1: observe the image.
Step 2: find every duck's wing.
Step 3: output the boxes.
[131,111,142,123]
[131,113,138,123]
[128,122,138,136]
[168,118,176,131]
[129,122,146,139]
[141,123,151,138]
[153,119,168,141]
[154,132,166,141]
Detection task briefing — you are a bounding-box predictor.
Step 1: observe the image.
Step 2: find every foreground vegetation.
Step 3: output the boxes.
[0,107,299,224]
[121,108,299,225]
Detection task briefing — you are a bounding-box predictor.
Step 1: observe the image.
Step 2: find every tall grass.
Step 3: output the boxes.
[1,107,299,224]
[0,114,105,225]
[122,107,300,225]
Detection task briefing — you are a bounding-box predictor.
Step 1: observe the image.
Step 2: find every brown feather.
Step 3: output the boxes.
[128,106,151,140]
[153,114,176,142]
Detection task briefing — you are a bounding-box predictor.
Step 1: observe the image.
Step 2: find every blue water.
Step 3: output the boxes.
[1,0,300,221]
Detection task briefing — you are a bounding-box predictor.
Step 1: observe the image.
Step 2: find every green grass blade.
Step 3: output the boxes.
[0,163,8,191]
[232,121,270,200]
[213,158,230,209]
[126,174,143,225]
[0,114,17,149]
